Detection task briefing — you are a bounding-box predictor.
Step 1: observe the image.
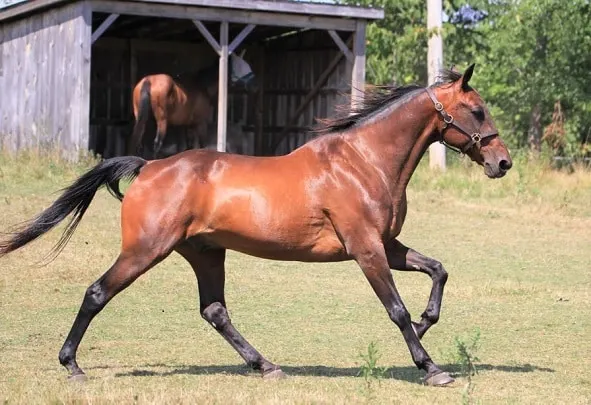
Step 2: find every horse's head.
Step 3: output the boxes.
[428,64,512,178]
[230,52,258,93]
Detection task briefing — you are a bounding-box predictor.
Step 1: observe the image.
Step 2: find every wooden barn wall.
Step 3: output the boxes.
[0,2,91,159]
[262,48,350,155]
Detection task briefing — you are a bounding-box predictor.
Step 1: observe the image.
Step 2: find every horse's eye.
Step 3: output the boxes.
[471,108,485,121]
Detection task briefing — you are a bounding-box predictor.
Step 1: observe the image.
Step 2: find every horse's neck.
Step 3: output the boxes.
[347,92,437,202]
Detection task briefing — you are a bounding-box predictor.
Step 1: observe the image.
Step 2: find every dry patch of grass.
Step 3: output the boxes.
[0,151,590,404]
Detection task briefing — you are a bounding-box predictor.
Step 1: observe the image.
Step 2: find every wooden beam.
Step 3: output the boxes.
[193,20,221,55]
[229,24,256,54]
[1,0,384,24]
[217,21,229,152]
[90,1,359,31]
[328,30,354,64]
[351,20,366,110]
[271,36,353,153]
[254,45,265,155]
[129,0,384,20]
[91,13,119,44]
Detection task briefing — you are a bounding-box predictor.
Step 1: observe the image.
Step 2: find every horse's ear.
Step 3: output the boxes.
[461,63,475,90]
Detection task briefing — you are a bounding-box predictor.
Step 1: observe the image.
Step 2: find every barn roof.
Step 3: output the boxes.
[0,0,384,23]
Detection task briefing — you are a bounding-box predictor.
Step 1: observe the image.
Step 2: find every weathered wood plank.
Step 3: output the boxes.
[351,20,366,109]
[91,1,358,31]
[1,0,384,23]
[229,23,255,54]
[193,19,221,55]
[0,2,91,158]
[91,13,119,44]
[328,30,353,63]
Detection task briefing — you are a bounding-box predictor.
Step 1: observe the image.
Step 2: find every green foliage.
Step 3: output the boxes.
[357,341,389,401]
[339,0,591,158]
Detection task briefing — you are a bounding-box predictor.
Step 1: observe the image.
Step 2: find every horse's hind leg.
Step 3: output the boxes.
[57,247,173,380]
[153,119,168,158]
[385,239,448,340]
[175,243,285,379]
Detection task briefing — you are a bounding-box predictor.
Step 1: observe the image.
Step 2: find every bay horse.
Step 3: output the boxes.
[128,52,256,158]
[0,64,512,386]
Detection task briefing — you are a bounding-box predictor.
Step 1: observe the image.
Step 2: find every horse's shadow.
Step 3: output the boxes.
[112,363,555,384]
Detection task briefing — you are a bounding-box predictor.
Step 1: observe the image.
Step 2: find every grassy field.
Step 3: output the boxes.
[0,151,590,404]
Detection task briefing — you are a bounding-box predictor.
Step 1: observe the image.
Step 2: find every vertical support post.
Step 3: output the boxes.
[217,21,229,152]
[427,0,446,170]
[254,45,265,156]
[351,20,366,111]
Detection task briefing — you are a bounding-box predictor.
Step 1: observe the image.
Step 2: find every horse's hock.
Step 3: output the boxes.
[0,0,384,160]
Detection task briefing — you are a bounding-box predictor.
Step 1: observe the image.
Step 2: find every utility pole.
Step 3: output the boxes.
[427,0,446,170]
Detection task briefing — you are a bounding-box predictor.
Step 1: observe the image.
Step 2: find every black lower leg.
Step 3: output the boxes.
[58,278,109,377]
[201,302,280,374]
[386,239,448,339]
[354,243,447,380]
[57,253,159,379]
[176,244,283,377]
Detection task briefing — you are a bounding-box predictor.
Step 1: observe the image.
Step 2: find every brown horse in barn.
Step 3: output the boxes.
[0,64,512,386]
[128,52,256,157]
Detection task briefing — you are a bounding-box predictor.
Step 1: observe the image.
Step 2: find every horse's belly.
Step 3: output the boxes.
[205,230,349,262]
[195,192,348,262]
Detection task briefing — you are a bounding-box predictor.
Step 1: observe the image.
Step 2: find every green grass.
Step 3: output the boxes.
[0,150,590,404]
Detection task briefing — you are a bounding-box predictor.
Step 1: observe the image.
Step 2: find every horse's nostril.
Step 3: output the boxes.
[499,159,512,171]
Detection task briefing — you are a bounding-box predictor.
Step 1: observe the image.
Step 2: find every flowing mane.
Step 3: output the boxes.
[313,68,463,134]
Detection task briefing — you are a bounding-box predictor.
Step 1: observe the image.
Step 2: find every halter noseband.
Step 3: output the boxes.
[425,87,498,154]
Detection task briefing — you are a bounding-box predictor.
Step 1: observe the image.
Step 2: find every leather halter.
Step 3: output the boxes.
[425,87,498,154]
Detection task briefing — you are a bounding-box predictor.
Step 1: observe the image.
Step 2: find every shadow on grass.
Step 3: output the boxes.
[113,362,555,384]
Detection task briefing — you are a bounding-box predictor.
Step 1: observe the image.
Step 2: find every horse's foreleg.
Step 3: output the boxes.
[58,246,173,380]
[385,239,448,340]
[175,244,285,379]
[347,236,453,386]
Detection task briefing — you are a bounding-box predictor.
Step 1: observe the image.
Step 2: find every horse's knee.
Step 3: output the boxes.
[201,302,230,331]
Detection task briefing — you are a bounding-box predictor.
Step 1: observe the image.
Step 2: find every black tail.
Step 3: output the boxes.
[0,156,147,263]
[128,80,152,155]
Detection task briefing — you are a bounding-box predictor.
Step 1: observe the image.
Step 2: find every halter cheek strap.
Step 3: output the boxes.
[425,87,498,154]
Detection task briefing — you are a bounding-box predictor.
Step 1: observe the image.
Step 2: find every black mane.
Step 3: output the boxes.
[313,68,463,134]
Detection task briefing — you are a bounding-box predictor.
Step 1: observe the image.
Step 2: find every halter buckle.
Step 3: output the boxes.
[472,133,482,143]
[434,102,444,111]
[444,114,454,124]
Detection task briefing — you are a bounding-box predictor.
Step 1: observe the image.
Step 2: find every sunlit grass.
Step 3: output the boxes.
[0,149,590,404]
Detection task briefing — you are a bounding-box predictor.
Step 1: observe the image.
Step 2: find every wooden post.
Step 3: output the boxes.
[351,20,366,111]
[217,21,229,152]
[254,45,265,156]
[427,0,446,170]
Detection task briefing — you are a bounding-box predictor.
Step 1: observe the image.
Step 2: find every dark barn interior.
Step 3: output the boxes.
[90,13,356,159]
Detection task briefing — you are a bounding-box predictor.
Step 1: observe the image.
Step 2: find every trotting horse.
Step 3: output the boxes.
[128,52,256,157]
[0,64,512,386]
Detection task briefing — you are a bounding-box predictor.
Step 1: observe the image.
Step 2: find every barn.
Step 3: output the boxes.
[0,0,383,160]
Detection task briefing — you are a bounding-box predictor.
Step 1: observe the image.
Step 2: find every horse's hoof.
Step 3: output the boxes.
[423,371,454,387]
[68,373,87,383]
[262,369,287,380]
